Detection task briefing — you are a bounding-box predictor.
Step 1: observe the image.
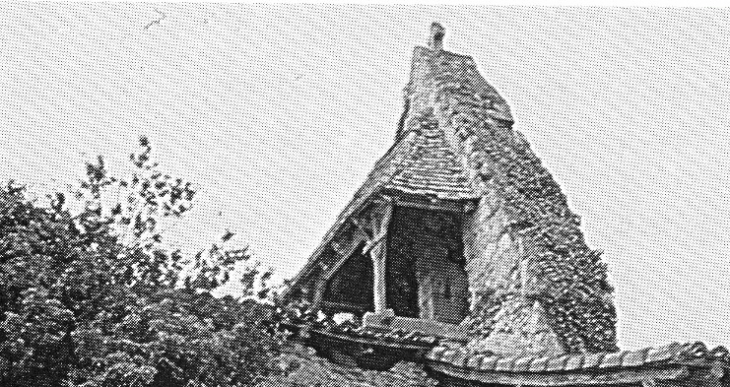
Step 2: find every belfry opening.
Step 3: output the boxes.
[386,204,469,324]
[318,200,470,325]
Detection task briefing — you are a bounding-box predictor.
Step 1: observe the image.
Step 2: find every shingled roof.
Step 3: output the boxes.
[384,116,476,200]
[285,96,479,296]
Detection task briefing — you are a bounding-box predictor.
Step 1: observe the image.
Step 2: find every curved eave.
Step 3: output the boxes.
[426,361,692,386]
[424,342,729,386]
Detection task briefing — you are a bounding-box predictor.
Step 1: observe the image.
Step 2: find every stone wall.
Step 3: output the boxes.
[462,189,520,312]
[461,182,565,357]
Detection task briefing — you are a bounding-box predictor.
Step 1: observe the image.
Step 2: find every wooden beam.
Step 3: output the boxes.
[320,300,371,314]
[311,278,326,311]
[378,195,470,213]
[312,235,366,311]
[370,240,388,313]
[331,240,347,256]
[350,218,372,239]
[321,241,362,282]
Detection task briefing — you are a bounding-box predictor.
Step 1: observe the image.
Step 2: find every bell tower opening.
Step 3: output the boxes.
[386,203,470,324]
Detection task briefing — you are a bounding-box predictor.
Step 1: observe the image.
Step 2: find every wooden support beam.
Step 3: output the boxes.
[370,241,388,313]
[330,240,347,256]
[375,194,471,213]
[350,218,373,240]
[360,201,394,314]
[312,235,367,311]
[311,278,326,311]
[321,240,362,282]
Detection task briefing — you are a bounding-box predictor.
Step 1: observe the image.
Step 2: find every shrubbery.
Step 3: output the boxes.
[0,138,282,387]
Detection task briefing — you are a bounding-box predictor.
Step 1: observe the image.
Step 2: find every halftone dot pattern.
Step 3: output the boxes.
[0,3,728,361]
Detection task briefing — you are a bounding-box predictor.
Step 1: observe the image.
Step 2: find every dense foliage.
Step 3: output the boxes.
[0,138,282,387]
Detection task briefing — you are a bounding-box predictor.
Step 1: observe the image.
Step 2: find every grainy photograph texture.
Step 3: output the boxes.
[0,4,728,387]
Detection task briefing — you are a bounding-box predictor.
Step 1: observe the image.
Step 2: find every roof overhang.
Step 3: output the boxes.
[281,190,478,302]
[424,342,729,387]
[427,361,693,386]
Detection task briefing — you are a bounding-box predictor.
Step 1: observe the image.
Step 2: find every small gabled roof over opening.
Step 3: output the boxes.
[385,114,476,200]
[285,108,479,301]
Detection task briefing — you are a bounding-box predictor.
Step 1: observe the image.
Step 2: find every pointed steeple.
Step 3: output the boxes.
[286,23,617,356]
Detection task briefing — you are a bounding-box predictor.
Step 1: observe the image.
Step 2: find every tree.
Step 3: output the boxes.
[0,137,282,387]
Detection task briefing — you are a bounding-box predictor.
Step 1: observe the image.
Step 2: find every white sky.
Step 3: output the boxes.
[1,4,728,350]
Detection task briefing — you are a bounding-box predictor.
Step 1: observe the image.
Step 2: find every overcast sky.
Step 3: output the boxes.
[1,4,728,350]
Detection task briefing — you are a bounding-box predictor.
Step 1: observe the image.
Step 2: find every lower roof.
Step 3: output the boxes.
[426,341,729,386]
[271,308,729,386]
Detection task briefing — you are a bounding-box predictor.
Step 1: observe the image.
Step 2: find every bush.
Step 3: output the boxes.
[0,137,282,387]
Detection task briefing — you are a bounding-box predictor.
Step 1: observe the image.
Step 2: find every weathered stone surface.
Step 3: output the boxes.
[402,38,618,354]
[465,297,565,357]
[462,199,522,298]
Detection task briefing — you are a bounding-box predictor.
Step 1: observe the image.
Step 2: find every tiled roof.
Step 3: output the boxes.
[284,115,476,297]
[425,341,730,373]
[268,307,729,384]
[385,118,475,200]
[268,307,729,385]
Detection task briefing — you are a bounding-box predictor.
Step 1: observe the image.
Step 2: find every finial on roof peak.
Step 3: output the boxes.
[429,22,445,51]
